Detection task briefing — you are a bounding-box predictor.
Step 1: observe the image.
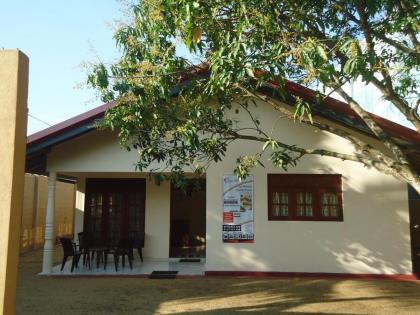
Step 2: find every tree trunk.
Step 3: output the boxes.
[409,181,420,196]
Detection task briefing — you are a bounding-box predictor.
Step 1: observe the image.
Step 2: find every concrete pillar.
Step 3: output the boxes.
[41,172,56,275]
[0,50,29,314]
[144,180,170,259]
[31,175,40,250]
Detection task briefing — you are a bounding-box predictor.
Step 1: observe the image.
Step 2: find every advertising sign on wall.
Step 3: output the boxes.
[222,175,254,242]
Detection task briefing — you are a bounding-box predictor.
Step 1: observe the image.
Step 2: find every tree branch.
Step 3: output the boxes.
[355,2,420,131]
[307,6,420,131]
[331,79,412,167]
[238,85,405,171]
[342,7,419,57]
[373,31,420,57]
[229,130,407,178]
[397,0,420,53]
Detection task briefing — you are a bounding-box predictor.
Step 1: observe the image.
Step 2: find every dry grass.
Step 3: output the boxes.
[16,248,420,314]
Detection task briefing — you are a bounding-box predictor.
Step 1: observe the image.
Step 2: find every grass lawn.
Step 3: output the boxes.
[16,248,420,314]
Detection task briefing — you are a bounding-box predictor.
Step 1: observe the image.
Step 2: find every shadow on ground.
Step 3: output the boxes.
[16,248,420,314]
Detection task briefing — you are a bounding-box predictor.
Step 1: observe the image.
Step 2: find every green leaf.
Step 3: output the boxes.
[87,0,418,189]
[343,58,355,75]
[317,46,328,61]
[245,67,255,78]
[263,138,279,151]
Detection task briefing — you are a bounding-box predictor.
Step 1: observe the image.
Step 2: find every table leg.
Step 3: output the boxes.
[96,251,100,268]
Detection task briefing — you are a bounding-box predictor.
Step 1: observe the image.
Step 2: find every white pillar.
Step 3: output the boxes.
[42,172,56,275]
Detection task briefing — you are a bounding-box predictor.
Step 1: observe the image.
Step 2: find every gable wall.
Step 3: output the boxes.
[206,100,411,274]
[46,99,411,273]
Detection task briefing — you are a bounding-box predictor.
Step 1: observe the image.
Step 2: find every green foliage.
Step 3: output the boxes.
[270,150,298,171]
[294,97,313,123]
[88,0,420,187]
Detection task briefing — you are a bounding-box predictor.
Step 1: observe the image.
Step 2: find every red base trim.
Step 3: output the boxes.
[49,274,203,279]
[50,274,149,279]
[205,271,418,281]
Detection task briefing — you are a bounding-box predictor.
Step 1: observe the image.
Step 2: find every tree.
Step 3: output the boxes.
[88,0,420,191]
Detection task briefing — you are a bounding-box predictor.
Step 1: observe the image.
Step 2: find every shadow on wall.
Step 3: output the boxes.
[323,164,412,274]
[209,154,412,274]
[20,173,75,253]
[73,207,85,239]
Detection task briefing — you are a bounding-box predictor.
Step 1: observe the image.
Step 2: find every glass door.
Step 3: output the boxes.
[108,193,123,246]
[84,179,146,246]
[86,192,104,243]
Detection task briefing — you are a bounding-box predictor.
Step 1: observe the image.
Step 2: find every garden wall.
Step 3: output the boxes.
[20,173,75,253]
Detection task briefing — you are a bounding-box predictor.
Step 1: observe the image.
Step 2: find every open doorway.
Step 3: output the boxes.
[170,179,206,258]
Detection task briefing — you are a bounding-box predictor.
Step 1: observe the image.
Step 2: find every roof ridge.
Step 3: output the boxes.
[26,71,420,146]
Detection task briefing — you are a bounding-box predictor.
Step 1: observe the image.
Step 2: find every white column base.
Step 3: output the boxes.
[41,172,56,275]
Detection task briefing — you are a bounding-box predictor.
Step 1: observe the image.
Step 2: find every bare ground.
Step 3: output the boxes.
[16,248,420,314]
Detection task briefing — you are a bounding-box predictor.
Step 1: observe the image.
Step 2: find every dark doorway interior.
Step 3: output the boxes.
[84,179,146,246]
[408,185,420,276]
[170,179,206,258]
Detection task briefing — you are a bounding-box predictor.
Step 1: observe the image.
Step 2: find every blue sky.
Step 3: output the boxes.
[1,0,122,134]
[0,1,410,135]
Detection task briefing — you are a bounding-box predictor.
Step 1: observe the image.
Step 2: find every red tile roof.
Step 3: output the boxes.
[281,80,420,145]
[27,101,115,145]
[27,78,420,147]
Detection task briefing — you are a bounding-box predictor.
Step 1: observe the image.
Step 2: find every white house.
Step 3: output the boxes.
[26,80,420,279]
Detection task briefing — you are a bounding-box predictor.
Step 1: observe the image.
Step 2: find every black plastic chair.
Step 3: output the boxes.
[59,237,81,272]
[129,231,145,262]
[77,232,91,269]
[112,238,134,271]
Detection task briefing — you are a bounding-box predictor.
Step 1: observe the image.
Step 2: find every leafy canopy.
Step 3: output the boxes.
[88,0,420,189]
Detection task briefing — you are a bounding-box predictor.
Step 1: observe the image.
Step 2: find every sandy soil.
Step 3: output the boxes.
[16,248,420,314]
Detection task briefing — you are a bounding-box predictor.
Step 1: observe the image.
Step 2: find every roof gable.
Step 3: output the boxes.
[26,79,420,173]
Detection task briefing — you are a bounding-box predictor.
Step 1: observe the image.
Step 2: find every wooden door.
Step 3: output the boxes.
[86,192,105,243]
[108,192,124,246]
[84,179,145,246]
[408,185,420,275]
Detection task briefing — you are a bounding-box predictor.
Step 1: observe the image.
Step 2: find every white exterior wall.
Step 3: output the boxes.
[205,101,411,274]
[46,99,412,274]
[206,141,411,274]
[48,133,171,259]
[144,180,170,259]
